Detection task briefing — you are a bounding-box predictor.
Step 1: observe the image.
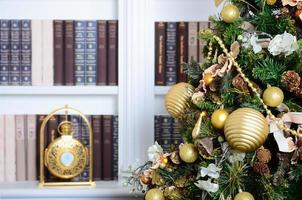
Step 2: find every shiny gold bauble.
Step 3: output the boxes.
[179,143,198,163]
[145,188,165,200]
[211,109,229,129]
[266,0,276,5]
[224,108,269,153]
[165,82,195,119]
[221,4,240,23]
[234,192,255,200]
[203,74,214,86]
[263,86,284,107]
[140,175,151,185]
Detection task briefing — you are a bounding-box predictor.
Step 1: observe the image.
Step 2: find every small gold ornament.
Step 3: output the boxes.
[224,108,269,152]
[263,86,284,107]
[221,4,240,23]
[203,74,214,86]
[170,151,181,164]
[165,82,195,119]
[145,188,165,200]
[179,143,198,163]
[234,192,255,200]
[159,156,169,168]
[211,109,229,129]
[140,175,151,185]
[266,0,277,5]
[192,112,207,139]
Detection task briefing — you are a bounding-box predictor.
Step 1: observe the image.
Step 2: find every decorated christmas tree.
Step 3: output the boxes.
[128,0,302,199]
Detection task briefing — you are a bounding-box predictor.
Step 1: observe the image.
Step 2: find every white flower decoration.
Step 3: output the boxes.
[195,179,219,193]
[200,163,221,179]
[147,142,163,162]
[241,33,263,54]
[268,32,298,57]
[228,150,246,163]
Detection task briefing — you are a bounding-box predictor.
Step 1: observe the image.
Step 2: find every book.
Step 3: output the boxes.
[102,115,113,180]
[36,115,46,180]
[188,22,198,62]
[26,115,37,180]
[5,115,16,182]
[97,21,107,85]
[154,115,162,143]
[81,115,91,181]
[64,20,75,85]
[165,22,177,86]
[15,115,26,181]
[155,22,166,85]
[0,115,4,182]
[177,22,188,82]
[172,118,182,147]
[92,115,102,180]
[42,20,53,85]
[0,20,10,86]
[21,20,32,85]
[74,21,86,85]
[198,22,208,64]
[112,115,118,180]
[10,20,21,85]
[107,20,118,86]
[85,21,97,85]
[32,20,43,86]
[53,20,64,85]
[160,116,172,152]
[70,115,81,181]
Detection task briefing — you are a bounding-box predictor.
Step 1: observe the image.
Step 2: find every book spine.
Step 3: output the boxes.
[64,20,74,85]
[86,21,97,85]
[5,115,16,182]
[198,22,208,64]
[92,115,102,181]
[10,20,21,85]
[21,20,32,85]
[42,20,54,85]
[155,22,166,86]
[107,21,118,86]
[154,115,162,143]
[47,115,58,181]
[81,115,91,181]
[26,115,37,181]
[165,22,177,86]
[74,21,86,85]
[172,118,182,147]
[31,20,43,86]
[188,22,198,62]
[97,20,107,85]
[53,20,64,85]
[70,115,81,181]
[160,116,172,152]
[112,115,118,180]
[102,115,113,180]
[15,115,26,181]
[0,115,4,182]
[177,22,188,83]
[36,115,46,180]
[0,20,10,85]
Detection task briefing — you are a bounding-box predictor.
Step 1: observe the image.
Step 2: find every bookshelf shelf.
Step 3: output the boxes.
[154,86,171,95]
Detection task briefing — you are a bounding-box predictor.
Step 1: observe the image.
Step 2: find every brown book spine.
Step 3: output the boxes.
[102,115,113,180]
[46,115,58,181]
[177,22,188,83]
[97,21,107,85]
[155,22,166,85]
[64,20,74,85]
[36,115,47,180]
[198,22,208,64]
[53,20,65,85]
[107,21,118,86]
[92,115,102,180]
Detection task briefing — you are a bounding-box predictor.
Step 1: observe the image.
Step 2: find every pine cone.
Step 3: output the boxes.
[281,71,301,92]
[253,162,270,176]
[232,74,261,94]
[256,146,272,163]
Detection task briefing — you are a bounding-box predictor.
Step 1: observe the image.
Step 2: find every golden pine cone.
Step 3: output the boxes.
[253,162,270,176]
[256,146,272,163]
[281,71,301,92]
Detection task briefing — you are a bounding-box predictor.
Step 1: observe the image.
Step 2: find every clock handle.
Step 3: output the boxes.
[44,148,48,167]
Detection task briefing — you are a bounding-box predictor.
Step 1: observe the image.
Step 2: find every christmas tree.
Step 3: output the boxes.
[128,1,302,199]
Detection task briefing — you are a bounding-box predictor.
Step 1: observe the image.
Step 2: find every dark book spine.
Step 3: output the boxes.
[155,22,166,85]
[21,20,31,85]
[112,115,118,180]
[81,115,91,181]
[70,115,82,181]
[92,115,102,181]
[10,20,21,85]
[64,20,74,85]
[97,20,107,85]
[177,22,188,83]
[53,20,64,85]
[85,21,97,85]
[107,21,118,86]
[165,22,177,86]
[160,116,173,152]
[0,20,10,85]
[36,115,47,180]
[172,118,182,147]
[154,115,162,143]
[102,115,113,180]
[74,21,86,85]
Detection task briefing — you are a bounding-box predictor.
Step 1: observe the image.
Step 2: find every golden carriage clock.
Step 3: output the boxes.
[39,105,95,187]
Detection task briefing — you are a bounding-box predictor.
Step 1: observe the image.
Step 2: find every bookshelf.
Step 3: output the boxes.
[0,0,219,199]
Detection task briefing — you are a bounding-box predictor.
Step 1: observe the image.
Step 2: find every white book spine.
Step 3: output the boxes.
[198,22,208,64]
[26,115,37,181]
[15,115,26,181]
[188,22,198,61]
[0,115,5,182]
[4,115,16,182]
[42,20,54,85]
[31,20,43,86]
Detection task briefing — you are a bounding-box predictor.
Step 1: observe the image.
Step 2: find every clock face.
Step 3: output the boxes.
[60,151,75,167]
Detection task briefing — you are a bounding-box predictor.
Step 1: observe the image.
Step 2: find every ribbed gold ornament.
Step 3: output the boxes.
[224,108,269,153]
[165,82,195,119]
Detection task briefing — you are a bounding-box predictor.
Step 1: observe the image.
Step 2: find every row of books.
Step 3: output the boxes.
[154,115,183,152]
[0,114,118,182]
[0,19,118,86]
[155,21,212,86]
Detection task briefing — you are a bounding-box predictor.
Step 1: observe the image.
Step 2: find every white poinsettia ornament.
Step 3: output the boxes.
[195,179,219,193]
[147,142,163,162]
[200,163,221,179]
[268,32,298,56]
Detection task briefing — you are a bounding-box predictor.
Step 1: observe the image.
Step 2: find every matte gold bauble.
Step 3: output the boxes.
[211,109,229,129]
[145,188,165,200]
[179,143,198,163]
[263,86,284,107]
[165,82,195,119]
[266,0,276,5]
[221,4,240,23]
[234,192,255,200]
[203,74,214,86]
[224,108,269,153]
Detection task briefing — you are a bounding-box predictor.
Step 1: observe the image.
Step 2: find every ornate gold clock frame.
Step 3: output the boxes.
[39,105,95,187]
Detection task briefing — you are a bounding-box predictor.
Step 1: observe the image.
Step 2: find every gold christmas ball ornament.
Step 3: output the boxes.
[211,109,229,129]
[203,74,214,86]
[145,188,165,200]
[234,192,255,200]
[179,143,198,163]
[263,86,284,107]
[165,82,195,119]
[224,108,269,153]
[266,0,277,5]
[221,4,240,23]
